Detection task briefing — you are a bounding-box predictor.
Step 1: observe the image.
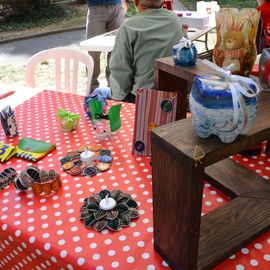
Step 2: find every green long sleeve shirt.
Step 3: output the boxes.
[109,8,184,100]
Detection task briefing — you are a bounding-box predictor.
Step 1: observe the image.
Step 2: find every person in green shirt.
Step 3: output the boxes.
[92,0,184,103]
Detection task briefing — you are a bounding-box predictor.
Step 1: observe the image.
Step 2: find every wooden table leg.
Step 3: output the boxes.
[151,140,204,270]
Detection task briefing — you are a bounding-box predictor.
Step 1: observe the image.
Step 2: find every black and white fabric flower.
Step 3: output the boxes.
[80,190,139,232]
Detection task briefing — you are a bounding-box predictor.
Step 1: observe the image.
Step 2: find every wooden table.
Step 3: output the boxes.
[188,26,215,51]
[151,57,270,270]
[0,88,158,269]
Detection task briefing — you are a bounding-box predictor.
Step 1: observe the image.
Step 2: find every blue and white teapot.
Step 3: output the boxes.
[172,37,198,66]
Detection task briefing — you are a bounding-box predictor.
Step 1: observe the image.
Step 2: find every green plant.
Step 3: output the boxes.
[0,0,50,16]
[0,4,78,31]
[180,0,257,10]
[125,0,137,17]
[76,0,86,3]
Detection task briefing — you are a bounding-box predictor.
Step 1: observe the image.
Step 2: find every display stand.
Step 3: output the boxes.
[152,57,270,270]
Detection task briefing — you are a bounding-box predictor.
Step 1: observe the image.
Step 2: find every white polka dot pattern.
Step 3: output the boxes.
[0,90,270,269]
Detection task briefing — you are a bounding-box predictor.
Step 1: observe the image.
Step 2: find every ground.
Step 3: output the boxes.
[0,1,216,90]
[0,2,87,42]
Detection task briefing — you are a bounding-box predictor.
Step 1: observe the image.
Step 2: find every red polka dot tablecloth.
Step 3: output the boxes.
[0,90,270,270]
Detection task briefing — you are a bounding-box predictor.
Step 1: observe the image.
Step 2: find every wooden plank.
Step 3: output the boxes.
[189,27,215,42]
[154,58,216,82]
[153,68,187,120]
[205,158,270,198]
[197,197,270,270]
[151,141,204,270]
[151,91,270,167]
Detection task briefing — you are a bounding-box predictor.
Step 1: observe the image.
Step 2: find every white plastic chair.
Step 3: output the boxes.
[25,47,94,96]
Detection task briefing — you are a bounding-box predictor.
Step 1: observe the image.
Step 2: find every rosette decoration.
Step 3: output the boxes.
[80,190,139,232]
[56,109,80,131]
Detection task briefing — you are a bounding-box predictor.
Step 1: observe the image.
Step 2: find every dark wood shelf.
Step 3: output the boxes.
[198,196,270,270]
[205,158,270,199]
[152,57,270,270]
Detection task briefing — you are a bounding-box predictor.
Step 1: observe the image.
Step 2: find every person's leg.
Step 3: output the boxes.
[105,4,125,85]
[122,92,136,103]
[86,6,108,90]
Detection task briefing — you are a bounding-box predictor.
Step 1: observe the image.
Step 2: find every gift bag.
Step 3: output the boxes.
[132,88,178,156]
[213,8,260,76]
[259,48,270,90]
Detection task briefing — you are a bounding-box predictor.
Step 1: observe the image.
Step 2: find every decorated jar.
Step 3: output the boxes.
[213,8,260,76]
[259,48,270,90]
[60,117,79,132]
[189,62,259,143]
[172,37,197,66]
[56,109,80,132]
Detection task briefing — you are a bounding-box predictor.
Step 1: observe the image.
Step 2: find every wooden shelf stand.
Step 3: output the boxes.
[151,57,270,270]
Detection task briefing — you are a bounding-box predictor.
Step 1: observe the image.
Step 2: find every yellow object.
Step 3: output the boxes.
[14,138,55,162]
[0,143,16,162]
[0,138,55,163]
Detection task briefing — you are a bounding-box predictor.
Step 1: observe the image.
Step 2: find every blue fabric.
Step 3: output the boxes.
[84,87,111,119]
[87,0,121,6]
[92,87,112,99]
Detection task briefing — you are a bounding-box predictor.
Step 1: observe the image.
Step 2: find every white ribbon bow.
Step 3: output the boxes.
[174,37,194,59]
[178,37,192,49]
[201,60,260,128]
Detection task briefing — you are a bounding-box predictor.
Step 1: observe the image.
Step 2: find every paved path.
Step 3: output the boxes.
[174,0,187,11]
[0,1,187,66]
[0,30,85,66]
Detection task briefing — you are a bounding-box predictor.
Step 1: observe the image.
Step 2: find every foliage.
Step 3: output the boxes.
[0,0,50,16]
[180,0,257,11]
[76,0,86,3]
[125,0,137,17]
[0,4,78,31]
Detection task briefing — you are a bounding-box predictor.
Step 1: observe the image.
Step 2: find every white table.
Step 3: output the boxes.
[80,29,117,53]
[0,83,44,111]
[80,27,214,53]
[80,35,116,53]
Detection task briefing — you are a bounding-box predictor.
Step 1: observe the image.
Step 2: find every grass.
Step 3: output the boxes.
[0,4,77,31]
[181,0,257,11]
[0,2,87,42]
[0,56,108,95]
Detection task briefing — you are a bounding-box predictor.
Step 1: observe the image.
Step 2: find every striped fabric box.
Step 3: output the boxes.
[132,88,178,156]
